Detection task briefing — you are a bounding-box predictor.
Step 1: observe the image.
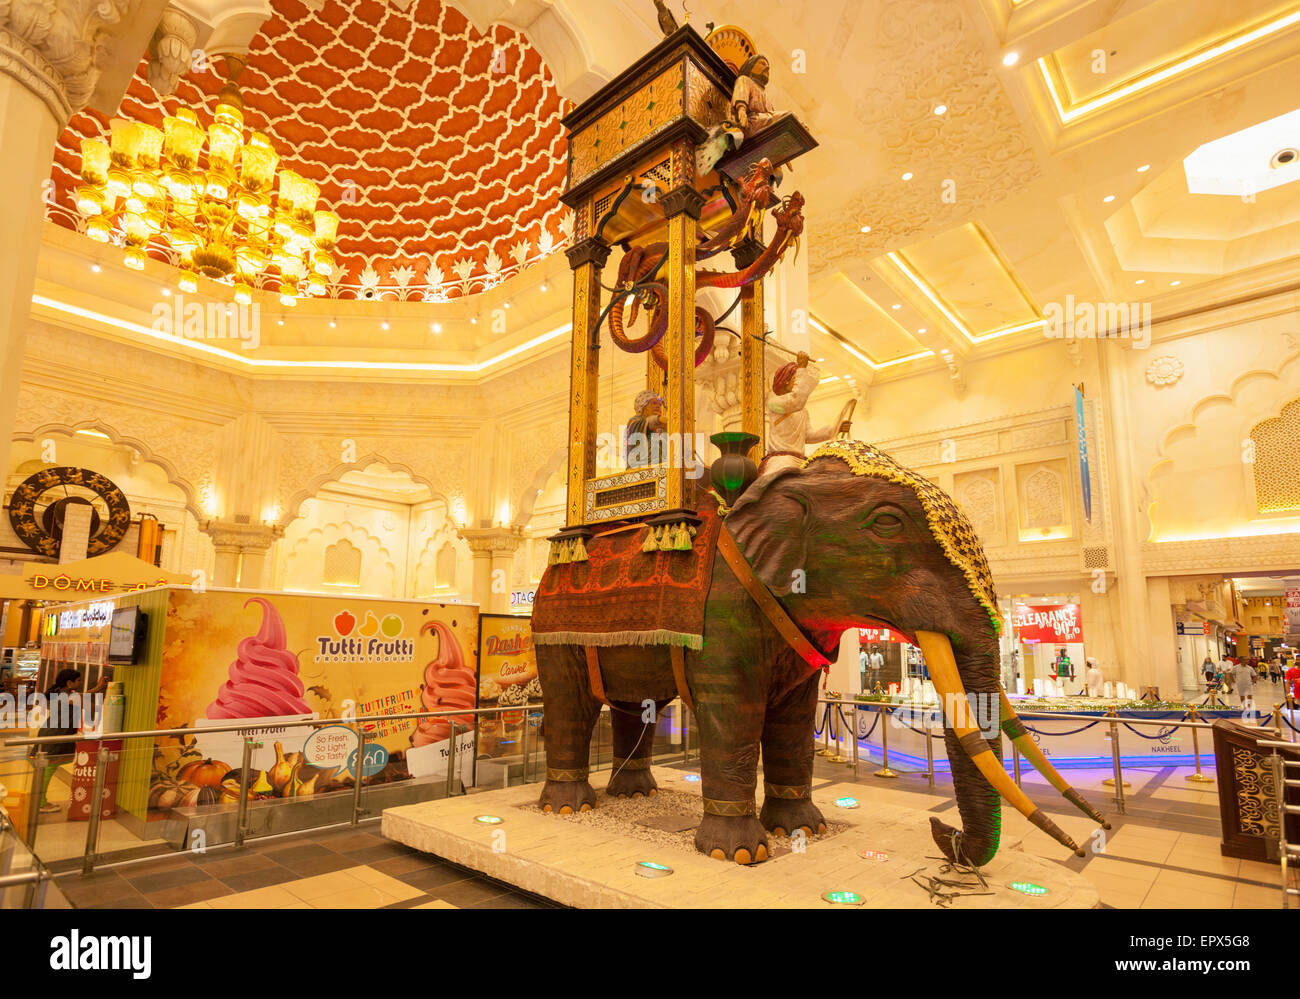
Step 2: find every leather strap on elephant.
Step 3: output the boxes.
[715,525,831,672]
[671,644,696,714]
[585,647,613,708]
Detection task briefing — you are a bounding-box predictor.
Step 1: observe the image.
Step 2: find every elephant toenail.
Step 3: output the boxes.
[710,848,726,861]
[772,826,787,836]
[734,849,752,865]
[579,803,592,812]
[559,805,573,815]
[543,804,553,813]
[755,844,769,862]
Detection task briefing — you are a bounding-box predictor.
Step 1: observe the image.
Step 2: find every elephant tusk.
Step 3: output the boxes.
[999,691,1111,830]
[915,630,1085,858]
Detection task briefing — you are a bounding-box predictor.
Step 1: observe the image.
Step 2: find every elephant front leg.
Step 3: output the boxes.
[759,670,827,838]
[606,699,669,799]
[693,693,769,865]
[536,644,600,815]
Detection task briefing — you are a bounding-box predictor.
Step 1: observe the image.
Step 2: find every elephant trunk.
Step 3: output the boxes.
[916,630,1085,866]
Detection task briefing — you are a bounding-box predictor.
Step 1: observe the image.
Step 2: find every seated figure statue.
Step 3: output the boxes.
[625,390,668,468]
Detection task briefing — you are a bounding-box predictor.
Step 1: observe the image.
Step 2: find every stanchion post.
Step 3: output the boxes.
[234,736,257,846]
[81,740,109,875]
[874,704,898,779]
[1105,713,1127,814]
[828,702,848,763]
[352,728,368,823]
[26,748,46,848]
[445,722,458,799]
[851,702,859,779]
[925,709,935,789]
[1186,706,1213,783]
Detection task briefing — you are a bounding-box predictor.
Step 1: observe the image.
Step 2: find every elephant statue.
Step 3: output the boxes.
[532,439,1106,865]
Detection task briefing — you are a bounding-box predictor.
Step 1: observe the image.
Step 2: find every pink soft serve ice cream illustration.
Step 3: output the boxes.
[411,620,476,746]
[206,597,312,719]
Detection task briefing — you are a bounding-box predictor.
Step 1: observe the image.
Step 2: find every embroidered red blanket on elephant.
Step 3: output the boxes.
[532,499,723,650]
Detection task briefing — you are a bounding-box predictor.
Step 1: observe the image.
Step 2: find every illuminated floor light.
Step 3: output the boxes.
[683,773,701,783]
[1009,881,1047,896]
[823,890,865,906]
[860,849,889,861]
[635,861,673,878]
[834,796,859,809]
[474,814,504,825]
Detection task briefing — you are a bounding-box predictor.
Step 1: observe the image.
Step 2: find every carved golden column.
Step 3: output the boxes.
[564,236,610,526]
[660,140,705,512]
[734,234,767,461]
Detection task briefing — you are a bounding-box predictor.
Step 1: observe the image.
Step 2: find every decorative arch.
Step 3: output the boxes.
[1249,396,1300,514]
[511,443,567,527]
[279,454,452,530]
[10,420,204,521]
[283,520,398,596]
[1142,347,1300,538]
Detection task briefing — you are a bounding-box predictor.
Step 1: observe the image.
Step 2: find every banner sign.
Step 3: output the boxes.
[858,627,899,643]
[476,614,540,765]
[1014,604,1082,643]
[151,590,479,813]
[1177,622,1212,636]
[1075,386,1092,522]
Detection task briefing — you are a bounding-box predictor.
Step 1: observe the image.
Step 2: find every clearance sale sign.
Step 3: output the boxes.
[1013,603,1082,644]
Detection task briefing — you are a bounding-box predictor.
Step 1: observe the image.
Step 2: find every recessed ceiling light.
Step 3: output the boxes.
[1170,280,1181,286]
[918,327,927,334]
[1002,52,1020,67]
[161,288,171,297]
[1137,164,1151,173]
[504,301,511,309]
[277,318,284,326]
[431,323,442,333]
[859,224,871,233]
[1135,279,1145,285]
[381,321,390,330]
[90,263,101,273]
[1103,194,1115,203]
[328,320,337,329]
[540,283,548,292]
[891,303,901,310]
[902,172,913,181]
[470,317,477,325]
[933,104,947,116]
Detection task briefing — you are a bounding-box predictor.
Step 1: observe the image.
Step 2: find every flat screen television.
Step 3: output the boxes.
[108,607,147,664]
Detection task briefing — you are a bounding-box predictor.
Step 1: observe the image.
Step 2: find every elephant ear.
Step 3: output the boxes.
[724,464,813,597]
[805,439,1001,634]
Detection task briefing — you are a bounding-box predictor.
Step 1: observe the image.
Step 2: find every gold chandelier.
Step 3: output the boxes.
[75,56,339,307]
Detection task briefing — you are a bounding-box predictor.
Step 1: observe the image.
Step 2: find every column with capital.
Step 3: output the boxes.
[564,233,609,527]
[202,521,284,589]
[660,137,704,513]
[457,526,523,615]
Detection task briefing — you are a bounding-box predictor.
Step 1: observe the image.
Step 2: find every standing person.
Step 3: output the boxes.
[1232,658,1256,712]
[1270,657,1283,688]
[858,644,869,692]
[1085,657,1104,697]
[30,669,86,814]
[1203,656,1217,693]
[867,644,885,692]
[1287,659,1300,705]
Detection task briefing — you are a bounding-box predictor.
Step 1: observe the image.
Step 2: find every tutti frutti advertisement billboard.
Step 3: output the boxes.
[149,589,478,813]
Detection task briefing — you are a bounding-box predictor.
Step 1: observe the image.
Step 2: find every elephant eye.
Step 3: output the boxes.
[863,507,905,538]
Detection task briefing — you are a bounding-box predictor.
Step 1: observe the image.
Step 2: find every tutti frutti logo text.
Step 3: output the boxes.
[315,609,415,663]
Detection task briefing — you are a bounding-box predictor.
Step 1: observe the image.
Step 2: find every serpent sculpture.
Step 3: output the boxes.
[606,159,803,369]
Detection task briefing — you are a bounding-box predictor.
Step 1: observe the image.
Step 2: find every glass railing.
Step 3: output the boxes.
[2,699,701,880]
[0,794,70,909]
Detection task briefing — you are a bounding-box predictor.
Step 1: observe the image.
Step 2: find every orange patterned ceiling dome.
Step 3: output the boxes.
[47,0,570,301]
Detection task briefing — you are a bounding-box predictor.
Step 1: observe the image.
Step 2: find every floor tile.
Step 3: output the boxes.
[208,885,302,909]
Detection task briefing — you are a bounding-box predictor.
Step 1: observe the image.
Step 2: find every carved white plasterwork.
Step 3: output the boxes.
[954,470,999,542]
[0,0,135,122]
[809,0,1041,273]
[1022,465,1065,529]
[146,6,198,95]
[1145,355,1185,387]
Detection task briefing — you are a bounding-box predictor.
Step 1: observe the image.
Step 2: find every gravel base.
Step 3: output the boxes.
[514,786,849,859]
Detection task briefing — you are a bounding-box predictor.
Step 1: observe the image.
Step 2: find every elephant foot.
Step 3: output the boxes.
[760,796,827,838]
[694,814,769,865]
[929,816,993,868]
[606,767,658,799]
[539,779,596,816]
